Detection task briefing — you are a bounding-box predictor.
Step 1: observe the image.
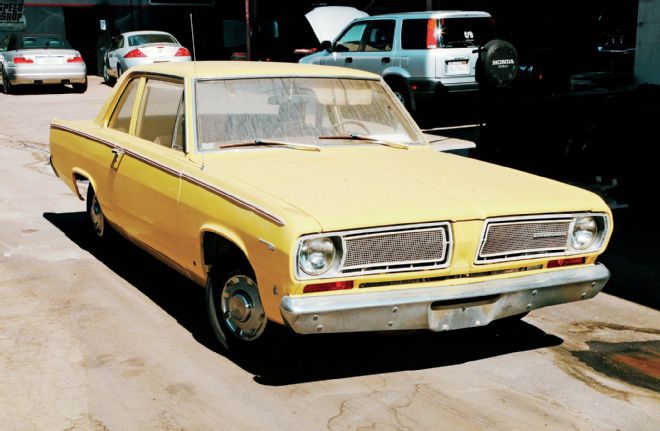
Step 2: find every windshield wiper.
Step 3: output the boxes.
[220,139,321,152]
[318,134,409,150]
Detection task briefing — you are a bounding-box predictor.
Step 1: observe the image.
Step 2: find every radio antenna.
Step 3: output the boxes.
[189,13,197,62]
[189,13,205,170]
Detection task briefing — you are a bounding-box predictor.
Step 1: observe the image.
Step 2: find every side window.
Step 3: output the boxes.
[7,35,17,51]
[364,20,395,52]
[334,22,368,53]
[108,78,140,133]
[117,37,124,49]
[0,36,8,51]
[401,19,429,50]
[135,79,184,150]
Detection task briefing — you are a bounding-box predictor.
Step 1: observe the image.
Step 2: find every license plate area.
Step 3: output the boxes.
[37,57,63,65]
[446,60,469,75]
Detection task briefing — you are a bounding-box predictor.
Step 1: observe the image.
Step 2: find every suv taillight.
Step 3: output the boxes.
[426,19,438,49]
[124,49,146,58]
[175,47,191,57]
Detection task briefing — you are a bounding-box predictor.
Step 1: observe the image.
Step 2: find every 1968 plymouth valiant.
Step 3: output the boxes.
[50,62,612,352]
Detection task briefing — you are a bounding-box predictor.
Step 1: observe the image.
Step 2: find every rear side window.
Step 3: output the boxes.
[402,17,495,49]
[334,22,368,52]
[19,36,72,50]
[364,20,395,52]
[108,79,140,133]
[128,34,177,46]
[136,79,184,150]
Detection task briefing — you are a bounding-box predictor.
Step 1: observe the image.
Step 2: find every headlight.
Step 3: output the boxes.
[571,216,598,249]
[298,237,337,276]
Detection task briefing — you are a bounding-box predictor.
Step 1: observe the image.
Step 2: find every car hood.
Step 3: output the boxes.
[201,146,606,232]
[305,6,368,43]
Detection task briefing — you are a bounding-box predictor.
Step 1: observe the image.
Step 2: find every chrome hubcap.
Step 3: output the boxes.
[220,275,266,341]
[90,195,104,237]
[394,91,405,104]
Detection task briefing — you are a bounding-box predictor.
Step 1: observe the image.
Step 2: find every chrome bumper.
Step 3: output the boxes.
[280,264,610,334]
[7,65,87,85]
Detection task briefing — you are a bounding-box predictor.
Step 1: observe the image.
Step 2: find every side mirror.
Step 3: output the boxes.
[320,40,332,52]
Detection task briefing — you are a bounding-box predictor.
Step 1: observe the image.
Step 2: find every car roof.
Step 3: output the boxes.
[122,30,174,37]
[365,10,492,19]
[130,61,381,80]
[15,33,68,39]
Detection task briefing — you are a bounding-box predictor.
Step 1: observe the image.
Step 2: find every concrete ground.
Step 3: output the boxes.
[0,77,658,430]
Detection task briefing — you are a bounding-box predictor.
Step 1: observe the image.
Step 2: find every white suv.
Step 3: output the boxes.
[300,11,517,111]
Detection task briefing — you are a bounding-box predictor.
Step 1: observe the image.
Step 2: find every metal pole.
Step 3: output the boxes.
[245,0,251,60]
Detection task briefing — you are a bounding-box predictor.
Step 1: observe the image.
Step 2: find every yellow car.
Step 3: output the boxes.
[49,61,612,352]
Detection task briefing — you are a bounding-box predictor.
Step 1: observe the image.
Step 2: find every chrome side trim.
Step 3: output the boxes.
[181,173,286,227]
[280,264,610,334]
[50,124,286,227]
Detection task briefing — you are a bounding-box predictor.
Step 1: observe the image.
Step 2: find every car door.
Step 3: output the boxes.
[102,75,187,267]
[353,19,397,75]
[107,36,124,72]
[321,21,368,68]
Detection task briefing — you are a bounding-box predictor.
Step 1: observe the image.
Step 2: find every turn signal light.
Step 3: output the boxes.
[124,49,146,58]
[175,47,191,57]
[303,280,353,294]
[547,257,585,268]
[13,56,33,64]
[67,56,83,63]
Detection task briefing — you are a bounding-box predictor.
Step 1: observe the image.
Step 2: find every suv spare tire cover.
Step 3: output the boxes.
[478,39,518,87]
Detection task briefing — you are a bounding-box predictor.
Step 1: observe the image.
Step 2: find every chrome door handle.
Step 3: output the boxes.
[345,57,353,64]
[381,57,391,63]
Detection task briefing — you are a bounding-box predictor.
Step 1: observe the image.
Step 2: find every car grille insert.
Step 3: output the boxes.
[340,224,451,274]
[477,217,572,263]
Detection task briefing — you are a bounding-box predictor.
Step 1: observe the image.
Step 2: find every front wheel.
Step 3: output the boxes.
[206,263,271,355]
[102,64,116,86]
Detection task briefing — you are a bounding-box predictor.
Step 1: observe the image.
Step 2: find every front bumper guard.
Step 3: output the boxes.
[280,264,610,334]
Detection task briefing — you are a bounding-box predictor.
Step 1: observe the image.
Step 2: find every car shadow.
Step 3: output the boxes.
[4,83,80,95]
[44,211,564,386]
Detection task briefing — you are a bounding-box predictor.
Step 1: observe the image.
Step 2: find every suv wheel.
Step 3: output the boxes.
[388,81,411,111]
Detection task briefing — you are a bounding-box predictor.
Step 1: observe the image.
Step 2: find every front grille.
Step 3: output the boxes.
[477,217,572,263]
[340,223,452,274]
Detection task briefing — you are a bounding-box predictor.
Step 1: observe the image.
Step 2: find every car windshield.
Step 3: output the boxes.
[18,36,72,50]
[195,77,424,151]
[128,34,177,46]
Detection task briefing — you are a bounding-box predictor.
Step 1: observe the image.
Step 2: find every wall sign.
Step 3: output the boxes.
[0,0,26,31]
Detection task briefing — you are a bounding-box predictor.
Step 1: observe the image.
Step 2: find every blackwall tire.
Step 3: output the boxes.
[206,263,273,356]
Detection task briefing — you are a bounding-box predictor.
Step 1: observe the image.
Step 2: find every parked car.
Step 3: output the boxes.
[0,33,87,94]
[50,61,612,354]
[102,30,191,85]
[300,11,518,111]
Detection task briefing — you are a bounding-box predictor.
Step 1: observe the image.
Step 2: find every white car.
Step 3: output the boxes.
[102,30,191,85]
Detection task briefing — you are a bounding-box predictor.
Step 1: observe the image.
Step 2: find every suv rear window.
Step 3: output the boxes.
[401,17,495,49]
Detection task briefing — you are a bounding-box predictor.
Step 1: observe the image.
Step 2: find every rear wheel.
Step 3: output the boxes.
[86,185,114,241]
[2,69,13,94]
[388,80,411,112]
[206,261,272,356]
[72,79,87,93]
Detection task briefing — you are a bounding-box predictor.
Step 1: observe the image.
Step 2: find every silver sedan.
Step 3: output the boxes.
[102,31,191,85]
[0,33,87,94]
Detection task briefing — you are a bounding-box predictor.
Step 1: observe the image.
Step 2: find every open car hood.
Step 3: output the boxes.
[305,6,368,43]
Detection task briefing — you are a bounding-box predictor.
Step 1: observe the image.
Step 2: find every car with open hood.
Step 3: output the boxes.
[49,61,612,354]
